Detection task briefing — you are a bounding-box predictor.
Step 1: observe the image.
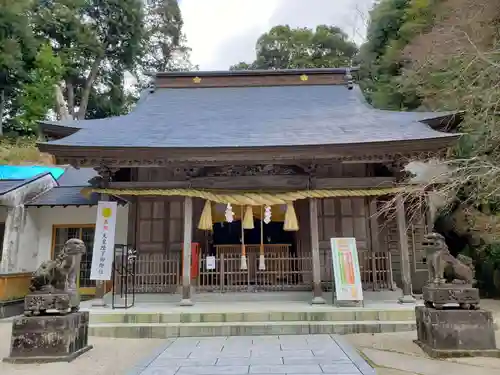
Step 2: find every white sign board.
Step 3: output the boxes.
[90,201,118,281]
[330,238,364,301]
[206,256,216,270]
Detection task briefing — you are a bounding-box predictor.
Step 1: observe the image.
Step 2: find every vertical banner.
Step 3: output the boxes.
[90,201,118,281]
[330,237,364,301]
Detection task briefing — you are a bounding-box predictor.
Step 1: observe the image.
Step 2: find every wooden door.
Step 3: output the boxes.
[52,225,96,296]
[317,198,371,287]
[137,197,166,253]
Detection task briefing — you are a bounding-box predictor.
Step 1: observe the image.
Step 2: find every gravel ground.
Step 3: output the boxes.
[346,330,500,372]
[0,323,165,375]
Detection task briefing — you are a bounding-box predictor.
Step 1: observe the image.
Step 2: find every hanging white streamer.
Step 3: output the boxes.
[225,203,234,223]
[263,205,272,224]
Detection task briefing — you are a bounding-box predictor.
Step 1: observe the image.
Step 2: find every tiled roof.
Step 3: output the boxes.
[39,85,460,149]
[57,167,97,187]
[25,167,98,206]
[0,172,57,197]
[26,187,98,207]
[0,180,24,195]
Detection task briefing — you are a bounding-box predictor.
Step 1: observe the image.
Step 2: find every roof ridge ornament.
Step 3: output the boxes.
[299,74,309,82]
[344,68,354,90]
[193,76,202,84]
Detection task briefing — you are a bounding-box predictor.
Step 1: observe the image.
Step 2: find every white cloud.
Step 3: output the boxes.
[180,0,374,70]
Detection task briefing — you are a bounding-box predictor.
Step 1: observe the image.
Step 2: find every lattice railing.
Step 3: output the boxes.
[129,245,394,293]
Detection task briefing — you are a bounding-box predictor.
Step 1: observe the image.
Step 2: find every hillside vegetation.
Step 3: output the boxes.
[0,138,52,165]
[360,0,500,294]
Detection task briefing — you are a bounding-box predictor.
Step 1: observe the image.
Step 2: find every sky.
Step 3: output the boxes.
[179,0,375,70]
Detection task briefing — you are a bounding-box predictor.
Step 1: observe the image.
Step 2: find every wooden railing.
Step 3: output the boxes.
[197,244,312,292]
[131,252,181,293]
[127,245,395,293]
[359,251,395,290]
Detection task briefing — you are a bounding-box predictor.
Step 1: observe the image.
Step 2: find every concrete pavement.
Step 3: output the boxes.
[126,334,376,375]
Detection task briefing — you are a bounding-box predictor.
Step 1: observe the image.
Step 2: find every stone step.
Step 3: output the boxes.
[89,320,417,338]
[88,309,416,324]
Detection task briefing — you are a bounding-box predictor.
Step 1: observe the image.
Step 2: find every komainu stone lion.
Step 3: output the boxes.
[29,238,86,292]
[423,232,475,285]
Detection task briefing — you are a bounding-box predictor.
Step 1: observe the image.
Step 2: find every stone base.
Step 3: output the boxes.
[414,340,500,359]
[3,311,92,363]
[422,284,479,309]
[415,305,500,358]
[0,299,24,319]
[24,291,71,316]
[3,345,93,364]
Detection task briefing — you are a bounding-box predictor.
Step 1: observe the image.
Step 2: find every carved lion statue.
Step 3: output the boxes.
[29,238,86,293]
[423,232,448,284]
[423,232,475,285]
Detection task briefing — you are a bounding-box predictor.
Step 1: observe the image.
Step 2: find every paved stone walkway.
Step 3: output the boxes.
[127,334,375,375]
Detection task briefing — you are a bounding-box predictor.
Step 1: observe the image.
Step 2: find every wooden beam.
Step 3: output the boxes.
[312,177,394,189]
[109,176,395,191]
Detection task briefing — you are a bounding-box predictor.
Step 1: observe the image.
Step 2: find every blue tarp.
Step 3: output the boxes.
[0,166,65,181]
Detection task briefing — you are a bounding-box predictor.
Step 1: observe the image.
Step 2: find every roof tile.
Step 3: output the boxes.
[41,85,459,149]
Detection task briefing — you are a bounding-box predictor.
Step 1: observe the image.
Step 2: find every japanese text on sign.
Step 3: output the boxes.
[330,237,364,301]
[90,201,118,281]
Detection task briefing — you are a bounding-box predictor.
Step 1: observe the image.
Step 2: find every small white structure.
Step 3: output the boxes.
[0,167,129,295]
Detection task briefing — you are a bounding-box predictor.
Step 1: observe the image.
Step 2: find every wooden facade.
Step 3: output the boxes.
[111,162,431,298]
[37,68,462,304]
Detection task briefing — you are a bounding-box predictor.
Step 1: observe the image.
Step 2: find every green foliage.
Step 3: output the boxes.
[0,0,192,136]
[358,0,438,109]
[15,45,63,135]
[0,136,50,165]
[0,0,37,84]
[140,0,195,75]
[230,25,358,70]
[33,0,145,119]
[0,0,38,134]
[361,0,500,293]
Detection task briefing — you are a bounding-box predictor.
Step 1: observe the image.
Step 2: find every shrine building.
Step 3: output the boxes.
[3,68,462,305]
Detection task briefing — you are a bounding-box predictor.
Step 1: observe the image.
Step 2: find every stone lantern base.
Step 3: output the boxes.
[414,305,500,358]
[3,311,92,364]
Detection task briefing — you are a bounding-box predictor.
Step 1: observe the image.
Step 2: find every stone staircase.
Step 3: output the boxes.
[87,307,417,338]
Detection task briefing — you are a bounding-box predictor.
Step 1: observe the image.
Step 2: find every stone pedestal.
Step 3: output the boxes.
[423,284,480,309]
[24,291,71,316]
[3,311,92,363]
[415,305,500,358]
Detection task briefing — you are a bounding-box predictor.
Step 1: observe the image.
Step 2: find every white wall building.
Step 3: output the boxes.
[0,167,129,295]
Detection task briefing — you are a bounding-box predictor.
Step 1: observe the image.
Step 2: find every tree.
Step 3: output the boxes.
[357,0,437,109]
[230,25,358,70]
[16,44,63,135]
[0,0,38,135]
[140,0,195,76]
[33,0,145,120]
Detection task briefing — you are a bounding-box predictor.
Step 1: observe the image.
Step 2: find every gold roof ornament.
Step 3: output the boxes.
[193,76,202,84]
[300,74,309,81]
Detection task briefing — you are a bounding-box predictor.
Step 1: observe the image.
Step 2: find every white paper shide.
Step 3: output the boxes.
[90,201,118,281]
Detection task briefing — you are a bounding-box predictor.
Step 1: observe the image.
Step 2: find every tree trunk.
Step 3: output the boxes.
[66,80,75,118]
[0,89,4,136]
[76,58,102,120]
[54,81,70,121]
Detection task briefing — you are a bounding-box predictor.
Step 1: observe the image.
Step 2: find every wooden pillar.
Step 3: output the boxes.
[309,198,325,304]
[91,193,108,307]
[395,195,415,303]
[180,196,194,306]
[368,199,379,291]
